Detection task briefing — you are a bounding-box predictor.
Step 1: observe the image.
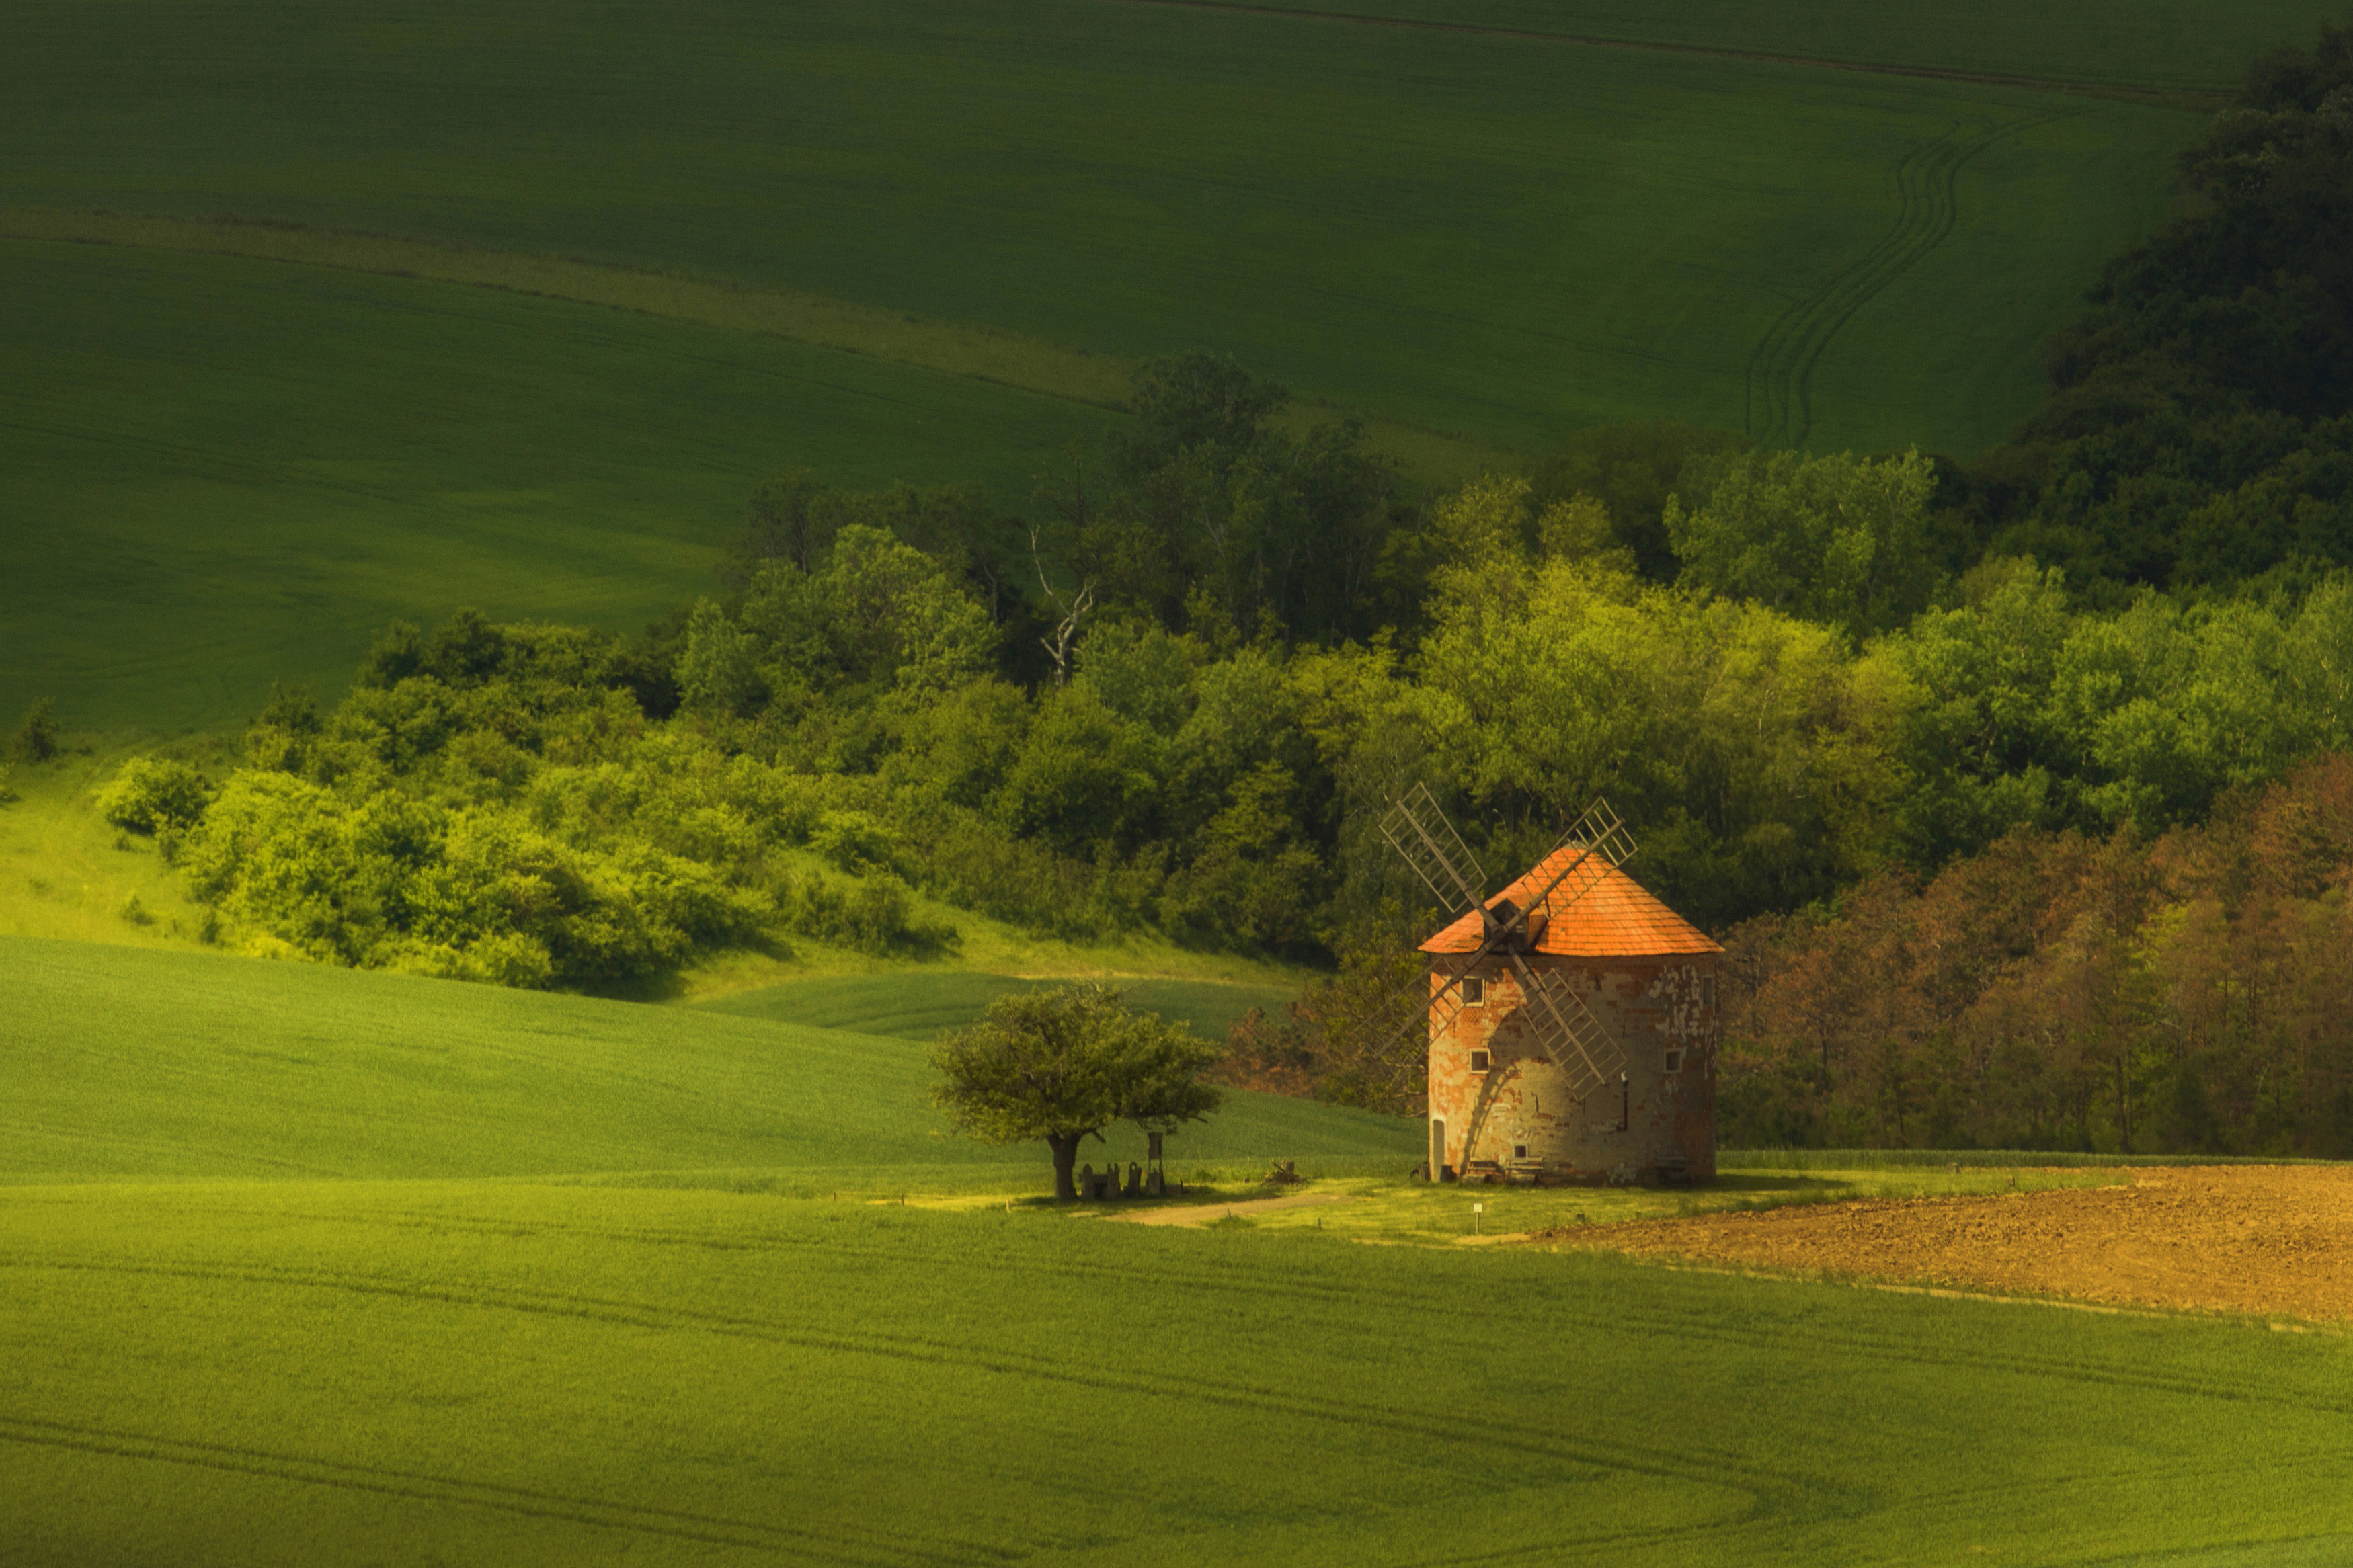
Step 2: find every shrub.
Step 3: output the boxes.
[902,810,1152,940]
[11,699,58,762]
[97,757,214,835]
[784,870,955,954]
[811,809,900,873]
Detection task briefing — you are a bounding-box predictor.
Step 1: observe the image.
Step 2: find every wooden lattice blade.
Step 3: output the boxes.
[1379,784,1486,915]
[1511,956,1625,1101]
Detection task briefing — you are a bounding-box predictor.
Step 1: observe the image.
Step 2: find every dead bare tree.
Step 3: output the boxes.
[1031,522,1094,688]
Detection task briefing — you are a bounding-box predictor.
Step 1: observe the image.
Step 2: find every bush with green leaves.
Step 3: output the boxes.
[781,868,955,956]
[97,757,214,835]
[161,610,958,987]
[810,809,900,874]
[11,699,58,763]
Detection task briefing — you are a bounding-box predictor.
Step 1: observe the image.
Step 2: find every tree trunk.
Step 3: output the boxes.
[1048,1132,1083,1202]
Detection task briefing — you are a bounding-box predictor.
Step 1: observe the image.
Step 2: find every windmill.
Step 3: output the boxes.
[1375,784,1638,1104]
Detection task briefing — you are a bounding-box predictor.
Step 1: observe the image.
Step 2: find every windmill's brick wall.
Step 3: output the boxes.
[1426,955,1718,1183]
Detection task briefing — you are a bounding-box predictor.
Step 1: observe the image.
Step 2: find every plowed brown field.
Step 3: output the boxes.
[1538,1165,2353,1322]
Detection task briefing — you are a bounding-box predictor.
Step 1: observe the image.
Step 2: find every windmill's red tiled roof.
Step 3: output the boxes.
[1418,847,1722,958]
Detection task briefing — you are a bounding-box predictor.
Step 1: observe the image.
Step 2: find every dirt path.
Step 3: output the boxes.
[1538,1166,2353,1323]
[1120,1193,1355,1227]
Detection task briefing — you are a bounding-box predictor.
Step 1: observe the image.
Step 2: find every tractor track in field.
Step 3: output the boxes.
[1110,0,2229,108]
[0,1413,1818,1568]
[1742,112,2068,447]
[1743,126,1977,447]
[0,1414,982,1566]
[0,1251,1809,1498]
[24,1196,2353,1417]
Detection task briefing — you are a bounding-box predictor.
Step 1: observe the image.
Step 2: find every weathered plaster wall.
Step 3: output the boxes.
[1427,956,1718,1182]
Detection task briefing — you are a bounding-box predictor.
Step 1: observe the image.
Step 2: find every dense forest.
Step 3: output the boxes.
[87,19,2353,1155]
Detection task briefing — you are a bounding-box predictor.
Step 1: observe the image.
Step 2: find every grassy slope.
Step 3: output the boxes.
[0,747,1318,1050]
[1227,0,2343,91]
[3,1179,2349,1566]
[0,209,1523,489]
[5,887,2348,1563]
[0,936,1408,1185]
[1,0,2192,460]
[0,753,218,952]
[696,971,1298,1045]
[0,238,1117,730]
[0,1,2201,731]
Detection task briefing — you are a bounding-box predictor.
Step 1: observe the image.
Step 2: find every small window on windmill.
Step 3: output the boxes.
[1462,976,1486,1006]
[1469,1049,1490,1073]
[1513,1143,1528,1160]
[1700,973,1716,1007]
[1663,1048,1685,1073]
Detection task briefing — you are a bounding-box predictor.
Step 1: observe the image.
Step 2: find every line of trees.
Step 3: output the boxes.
[1718,757,2353,1157]
[98,505,2353,1001]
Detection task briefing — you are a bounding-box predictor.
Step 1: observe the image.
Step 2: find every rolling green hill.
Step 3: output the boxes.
[0,238,1115,731]
[0,938,1414,1186]
[697,971,1297,1046]
[5,10,2347,1559]
[0,0,2222,730]
[1228,0,2344,92]
[5,913,2350,1564]
[0,0,2194,454]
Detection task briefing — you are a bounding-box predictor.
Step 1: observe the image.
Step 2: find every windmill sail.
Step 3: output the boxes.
[1371,792,1640,1106]
[1379,783,1486,915]
[1507,956,1622,1100]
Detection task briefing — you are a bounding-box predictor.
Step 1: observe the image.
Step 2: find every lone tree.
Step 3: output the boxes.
[932,984,1222,1200]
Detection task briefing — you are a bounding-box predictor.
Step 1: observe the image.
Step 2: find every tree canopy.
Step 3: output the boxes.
[931,985,1222,1199]
[1954,21,2353,595]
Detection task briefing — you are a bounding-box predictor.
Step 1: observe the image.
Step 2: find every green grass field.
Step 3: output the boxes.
[1,0,2215,729]
[0,237,1117,731]
[6,937,2352,1562]
[0,0,2196,454]
[4,1178,2350,1566]
[0,937,1407,1186]
[698,971,1299,1046]
[1228,0,2345,91]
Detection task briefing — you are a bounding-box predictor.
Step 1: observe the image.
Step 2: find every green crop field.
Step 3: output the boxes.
[0,938,1410,1186]
[5,1180,2351,1565]
[0,237,1117,731]
[1229,0,2345,92]
[699,971,1299,1047]
[0,0,2196,453]
[7,938,2352,1562]
[1,0,2218,730]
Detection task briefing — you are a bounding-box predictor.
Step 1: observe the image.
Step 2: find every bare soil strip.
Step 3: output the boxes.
[1115,0,2227,108]
[1538,1166,2353,1323]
